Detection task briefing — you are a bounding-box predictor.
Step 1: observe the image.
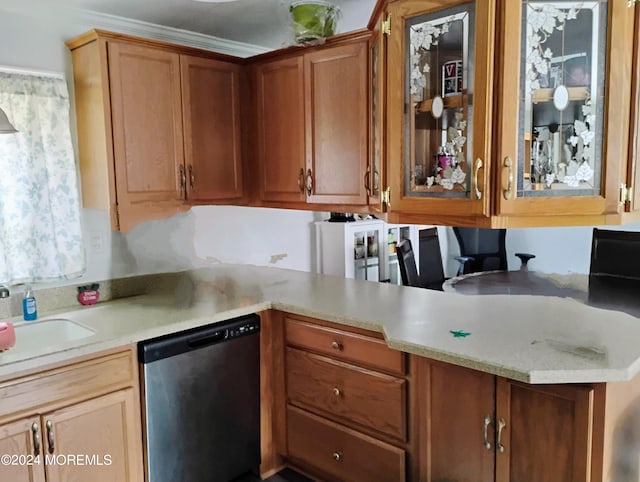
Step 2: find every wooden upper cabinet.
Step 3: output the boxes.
[255,56,306,203]
[67,30,246,231]
[181,55,244,202]
[494,0,635,221]
[304,41,369,205]
[254,35,370,207]
[495,379,594,482]
[626,3,640,217]
[108,41,185,208]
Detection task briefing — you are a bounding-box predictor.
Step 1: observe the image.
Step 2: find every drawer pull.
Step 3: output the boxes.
[46,420,55,454]
[332,451,342,462]
[331,341,342,351]
[332,387,341,397]
[31,422,41,456]
[497,417,506,453]
[483,414,492,450]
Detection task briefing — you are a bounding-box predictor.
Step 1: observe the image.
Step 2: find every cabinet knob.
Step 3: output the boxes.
[331,341,342,350]
[332,451,342,462]
[179,165,186,196]
[332,387,341,397]
[364,166,371,196]
[306,169,314,196]
[298,168,305,194]
[188,165,195,190]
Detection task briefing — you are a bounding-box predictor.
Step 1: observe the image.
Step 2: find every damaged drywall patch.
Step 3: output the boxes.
[269,253,288,264]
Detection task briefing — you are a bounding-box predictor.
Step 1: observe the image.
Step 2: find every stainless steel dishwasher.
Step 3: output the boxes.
[139,314,260,482]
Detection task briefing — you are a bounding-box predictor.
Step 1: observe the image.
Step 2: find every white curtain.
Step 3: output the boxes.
[0,71,84,284]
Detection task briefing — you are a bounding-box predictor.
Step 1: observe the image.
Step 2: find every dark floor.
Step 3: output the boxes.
[233,468,313,482]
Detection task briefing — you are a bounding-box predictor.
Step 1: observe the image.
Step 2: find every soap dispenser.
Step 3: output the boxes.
[22,284,37,321]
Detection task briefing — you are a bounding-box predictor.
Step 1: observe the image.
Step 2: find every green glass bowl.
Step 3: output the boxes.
[290,1,337,43]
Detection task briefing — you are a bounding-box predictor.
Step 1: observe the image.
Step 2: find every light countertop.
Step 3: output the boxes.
[1,264,639,384]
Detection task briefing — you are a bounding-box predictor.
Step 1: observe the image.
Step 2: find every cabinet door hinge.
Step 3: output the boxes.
[382,14,391,36]
[382,187,391,208]
[620,183,633,205]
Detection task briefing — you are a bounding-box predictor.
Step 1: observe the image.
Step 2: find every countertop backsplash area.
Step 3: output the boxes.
[0,272,186,320]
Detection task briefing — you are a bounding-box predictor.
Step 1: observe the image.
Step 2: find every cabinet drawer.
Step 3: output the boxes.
[287,405,406,482]
[286,347,406,440]
[284,317,405,375]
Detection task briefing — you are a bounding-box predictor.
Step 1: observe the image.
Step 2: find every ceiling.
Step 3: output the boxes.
[56,0,377,50]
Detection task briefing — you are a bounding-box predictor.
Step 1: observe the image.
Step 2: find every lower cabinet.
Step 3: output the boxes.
[281,314,414,482]
[416,358,596,482]
[0,349,143,482]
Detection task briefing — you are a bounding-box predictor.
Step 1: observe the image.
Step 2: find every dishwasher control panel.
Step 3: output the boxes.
[227,319,260,338]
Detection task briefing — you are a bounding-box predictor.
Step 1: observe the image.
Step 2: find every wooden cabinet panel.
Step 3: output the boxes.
[284,316,405,375]
[181,55,243,202]
[304,41,368,205]
[43,388,143,482]
[286,347,406,440]
[417,359,495,482]
[255,56,306,203]
[495,379,594,482]
[0,416,45,482]
[107,41,184,208]
[287,405,405,482]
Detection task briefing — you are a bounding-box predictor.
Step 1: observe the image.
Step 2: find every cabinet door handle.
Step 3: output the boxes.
[331,341,342,350]
[31,422,41,456]
[332,451,342,461]
[332,387,341,397]
[473,158,483,200]
[497,417,506,453]
[306,169,313,196]
[297,168,305,194]
[179,165,186,194]
[483,414,492,450]
[188,165,195,190]
[364,166,371,196]
[503,157,513,200]
[46,420,55,454]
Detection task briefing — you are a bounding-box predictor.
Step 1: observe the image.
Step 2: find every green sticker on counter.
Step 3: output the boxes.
[450,330,471,338]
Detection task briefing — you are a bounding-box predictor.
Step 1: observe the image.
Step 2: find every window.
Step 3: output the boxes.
[0,70,84,284]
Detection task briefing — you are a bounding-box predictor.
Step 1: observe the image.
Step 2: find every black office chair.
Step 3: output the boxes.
[452,227,536,275]
[397,235,446,291]
[396,239,422,288]
[588,228,640,313]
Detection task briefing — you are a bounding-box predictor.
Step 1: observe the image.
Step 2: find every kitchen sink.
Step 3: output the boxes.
[13,318,95,353]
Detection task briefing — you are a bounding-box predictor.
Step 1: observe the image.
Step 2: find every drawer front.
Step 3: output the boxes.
[286,347,406,440]
[284,317,405,375]
[0,350,135,418]
[287,405,406,482]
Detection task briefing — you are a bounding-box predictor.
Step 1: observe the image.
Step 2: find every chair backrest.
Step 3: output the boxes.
[453,227,507,274]
[589,228,640,313]
[396,239,421,287]
[418,227,445,290]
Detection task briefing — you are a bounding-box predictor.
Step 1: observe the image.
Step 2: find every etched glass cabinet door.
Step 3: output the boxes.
[386,0,496,218]
[495,0,634,218]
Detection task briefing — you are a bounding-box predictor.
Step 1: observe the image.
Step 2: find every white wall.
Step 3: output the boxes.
[2,4,639,288]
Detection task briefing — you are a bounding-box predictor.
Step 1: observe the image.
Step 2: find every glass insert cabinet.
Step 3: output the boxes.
[385,0,634,224]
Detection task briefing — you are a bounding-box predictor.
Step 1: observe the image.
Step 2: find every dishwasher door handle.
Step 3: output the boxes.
[187,330,226,348]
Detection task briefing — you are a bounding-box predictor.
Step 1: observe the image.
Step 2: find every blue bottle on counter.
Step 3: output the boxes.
[22,285,37,321]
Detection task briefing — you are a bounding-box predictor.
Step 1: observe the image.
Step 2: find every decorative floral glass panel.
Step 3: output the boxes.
[404,4,474,198]
[518,1,607,197]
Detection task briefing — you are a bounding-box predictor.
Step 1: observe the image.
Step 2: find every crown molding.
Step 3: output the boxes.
[0,0,269,58]
[69,9,270,58]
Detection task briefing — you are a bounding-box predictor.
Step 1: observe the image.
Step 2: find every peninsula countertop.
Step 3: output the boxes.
[1,264,638,384]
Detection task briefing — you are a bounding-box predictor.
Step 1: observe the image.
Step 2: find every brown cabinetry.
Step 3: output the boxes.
[0,349,143,482]
[254,35,369,210]
[384,0,636,227]
[67,30,245,231]
[282,314,411,481]
[416,358,596,482]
